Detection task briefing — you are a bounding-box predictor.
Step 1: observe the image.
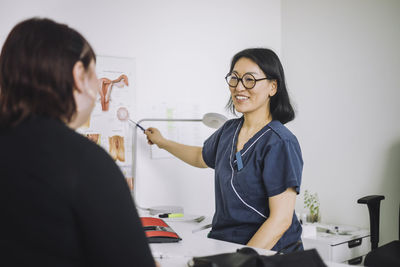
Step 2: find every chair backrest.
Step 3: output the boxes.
[357,195,385,250]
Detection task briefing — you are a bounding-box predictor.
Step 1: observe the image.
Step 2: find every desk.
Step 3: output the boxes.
[147,217,352,267]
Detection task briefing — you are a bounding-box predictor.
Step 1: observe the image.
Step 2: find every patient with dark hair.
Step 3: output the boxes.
[0,17,156,267]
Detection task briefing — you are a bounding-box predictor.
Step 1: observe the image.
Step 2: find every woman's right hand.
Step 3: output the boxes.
[145,127,207,168]
[145,127,166,148]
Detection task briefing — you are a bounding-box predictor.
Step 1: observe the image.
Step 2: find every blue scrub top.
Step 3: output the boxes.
[202,117,303,252]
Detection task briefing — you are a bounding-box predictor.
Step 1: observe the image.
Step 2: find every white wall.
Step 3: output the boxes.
[282,0,400,245]
[0,0,282,214]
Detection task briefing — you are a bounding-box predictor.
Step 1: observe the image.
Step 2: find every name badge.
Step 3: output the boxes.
[235,151,243,171]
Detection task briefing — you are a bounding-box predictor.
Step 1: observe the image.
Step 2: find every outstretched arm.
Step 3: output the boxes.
[145,127,208,168]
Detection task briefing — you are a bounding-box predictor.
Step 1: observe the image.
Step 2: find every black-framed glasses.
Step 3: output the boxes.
[225,72,269,89]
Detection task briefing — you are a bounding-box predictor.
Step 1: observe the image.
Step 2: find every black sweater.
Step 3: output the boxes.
[0,116,155,267]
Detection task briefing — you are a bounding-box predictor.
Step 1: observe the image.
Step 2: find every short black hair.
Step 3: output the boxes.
[226,48,295,124]
[0,17,96,127]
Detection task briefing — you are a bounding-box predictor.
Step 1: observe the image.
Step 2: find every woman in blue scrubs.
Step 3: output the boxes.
[145,48,303,252]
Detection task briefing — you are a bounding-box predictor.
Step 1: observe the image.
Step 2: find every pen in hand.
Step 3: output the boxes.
[129,119,146,132]
[116,107,146,133]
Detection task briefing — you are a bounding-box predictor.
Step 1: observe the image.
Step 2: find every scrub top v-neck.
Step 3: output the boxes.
[202,117,303,252]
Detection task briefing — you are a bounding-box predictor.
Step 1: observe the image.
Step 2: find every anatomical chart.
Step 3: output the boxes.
[77,56,136,191]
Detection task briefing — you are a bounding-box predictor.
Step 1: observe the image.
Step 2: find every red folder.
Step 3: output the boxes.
[140,217,181,243]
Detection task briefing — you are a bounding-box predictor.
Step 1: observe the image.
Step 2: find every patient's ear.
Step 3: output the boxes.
[269,80,278,97]
[72,61,85,91]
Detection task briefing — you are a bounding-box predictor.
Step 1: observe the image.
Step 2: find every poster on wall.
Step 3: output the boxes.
[77,56,136,190]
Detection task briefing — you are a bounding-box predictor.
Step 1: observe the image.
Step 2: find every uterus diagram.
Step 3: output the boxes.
[99,74,129,111]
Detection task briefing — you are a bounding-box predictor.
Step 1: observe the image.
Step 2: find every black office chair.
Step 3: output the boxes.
[357,195,400,267]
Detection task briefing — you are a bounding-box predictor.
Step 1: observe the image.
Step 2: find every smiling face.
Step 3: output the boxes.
[229,57,277,117]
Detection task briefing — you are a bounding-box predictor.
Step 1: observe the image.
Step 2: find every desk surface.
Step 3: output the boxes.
[147,216,352,267]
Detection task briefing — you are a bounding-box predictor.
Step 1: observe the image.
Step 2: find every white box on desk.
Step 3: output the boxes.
[302,223,370,265]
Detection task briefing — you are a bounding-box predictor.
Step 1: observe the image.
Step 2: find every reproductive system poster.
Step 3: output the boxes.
[77,56,136,190]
